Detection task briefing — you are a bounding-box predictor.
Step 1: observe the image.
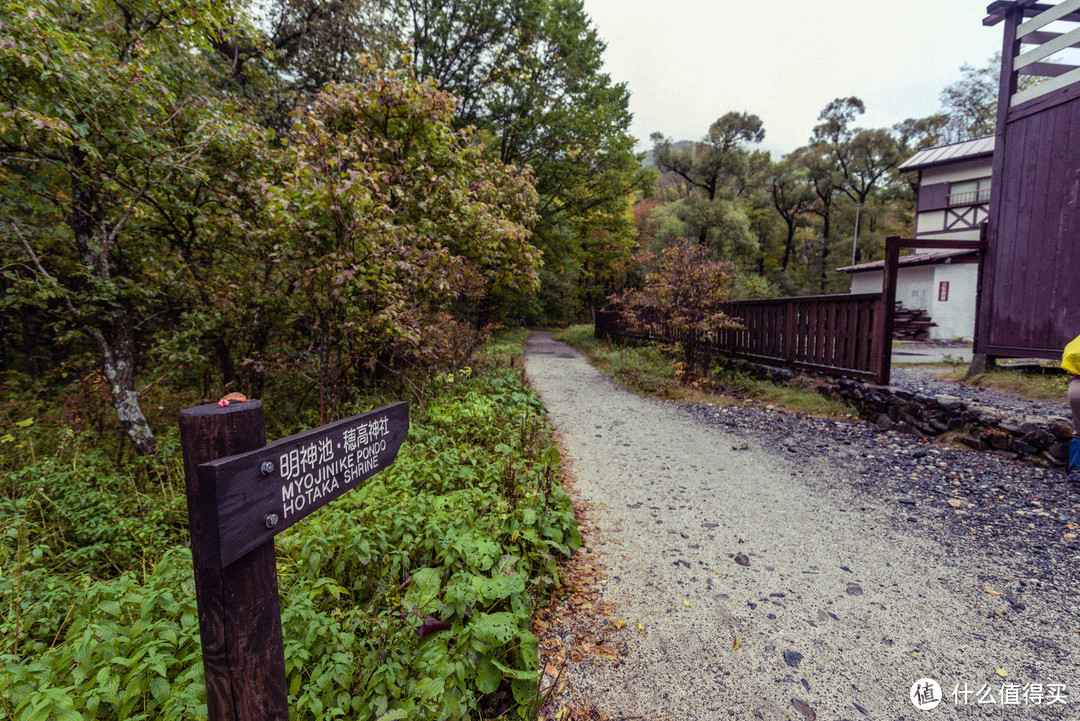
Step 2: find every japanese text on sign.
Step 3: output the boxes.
[278,414,392,519]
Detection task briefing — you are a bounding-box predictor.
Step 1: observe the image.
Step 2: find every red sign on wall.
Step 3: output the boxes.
[938,281,950,302]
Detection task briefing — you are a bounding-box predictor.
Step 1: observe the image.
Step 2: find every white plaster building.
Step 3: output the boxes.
[837,136,992,341]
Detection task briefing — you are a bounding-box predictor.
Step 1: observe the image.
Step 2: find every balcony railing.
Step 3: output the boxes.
[948,188,991,206]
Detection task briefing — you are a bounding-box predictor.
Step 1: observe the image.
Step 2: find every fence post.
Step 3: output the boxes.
[179,401,289,721]
[878,236,901,385]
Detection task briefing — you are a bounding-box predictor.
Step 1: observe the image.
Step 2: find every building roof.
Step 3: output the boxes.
[897,136,995,172]
[836,249,980,274]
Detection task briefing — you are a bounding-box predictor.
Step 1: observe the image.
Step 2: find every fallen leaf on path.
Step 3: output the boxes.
[733,636,741,651]
[682,599,691,607]
[996,668,1008,678]
[791,698,816,720]
[983,587,1001,596]
[734,553,750,567]
[613,619,627,630]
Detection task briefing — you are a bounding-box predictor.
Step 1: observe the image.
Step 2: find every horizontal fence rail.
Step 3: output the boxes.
[595,292,889,384]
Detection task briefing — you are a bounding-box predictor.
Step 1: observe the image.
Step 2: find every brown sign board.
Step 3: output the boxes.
[197,401,408,567]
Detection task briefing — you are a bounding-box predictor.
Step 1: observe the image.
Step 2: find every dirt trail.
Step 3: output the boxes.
[524,332,1078,720]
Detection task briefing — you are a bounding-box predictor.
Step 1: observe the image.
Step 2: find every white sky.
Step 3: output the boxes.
[580,0,1005,157]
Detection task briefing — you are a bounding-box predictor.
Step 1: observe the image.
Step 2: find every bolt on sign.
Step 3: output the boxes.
[179,399,408,721]
[197,401,408,567]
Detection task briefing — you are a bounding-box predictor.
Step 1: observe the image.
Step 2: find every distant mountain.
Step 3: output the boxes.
[641,139,698,170]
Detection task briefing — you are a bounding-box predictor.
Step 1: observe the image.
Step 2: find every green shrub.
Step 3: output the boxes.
[1,361,577,720]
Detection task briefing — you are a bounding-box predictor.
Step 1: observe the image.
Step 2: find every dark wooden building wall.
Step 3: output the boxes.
[978,3,1080,360]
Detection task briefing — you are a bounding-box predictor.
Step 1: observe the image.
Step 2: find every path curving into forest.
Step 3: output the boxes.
[524,331,1079,720]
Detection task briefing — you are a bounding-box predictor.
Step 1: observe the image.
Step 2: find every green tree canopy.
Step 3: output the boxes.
[0,0,259,454]
[651,112,764,253]
[401,0,652,322]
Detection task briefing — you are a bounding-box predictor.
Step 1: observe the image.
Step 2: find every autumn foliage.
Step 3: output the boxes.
[610,239,742,379]
[259,75,540,421]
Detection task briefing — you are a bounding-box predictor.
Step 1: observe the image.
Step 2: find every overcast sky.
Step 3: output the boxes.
[579,0,1005,157]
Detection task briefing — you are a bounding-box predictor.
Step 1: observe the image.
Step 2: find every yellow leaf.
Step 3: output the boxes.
[910,652,920,659]
[996,668,1008,678]
[983,587,1001,596]
[733,636,741,651]
[614,619,627,630]
[682,599,691,607]
[637,622,644,631]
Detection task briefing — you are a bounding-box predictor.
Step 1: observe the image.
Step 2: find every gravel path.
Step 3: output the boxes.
[524,332,1079,720]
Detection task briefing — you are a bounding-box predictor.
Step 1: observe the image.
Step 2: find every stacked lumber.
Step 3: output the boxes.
[893,301,936,340]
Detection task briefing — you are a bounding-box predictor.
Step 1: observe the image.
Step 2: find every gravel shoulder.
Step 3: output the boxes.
[525,332,1079,720]
[889,361,1070,420]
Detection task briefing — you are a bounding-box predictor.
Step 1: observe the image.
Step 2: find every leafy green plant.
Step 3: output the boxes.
[1,346,578,720]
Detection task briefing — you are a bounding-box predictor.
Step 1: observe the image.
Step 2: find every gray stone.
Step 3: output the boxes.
[1021,429,1054,448]
[1010,440,1037,456]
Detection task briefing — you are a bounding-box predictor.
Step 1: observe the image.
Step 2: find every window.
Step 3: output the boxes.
[948,177,991,206]
[938,281,949,302]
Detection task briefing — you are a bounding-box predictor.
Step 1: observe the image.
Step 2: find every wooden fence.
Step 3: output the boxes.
[595,292,890,384]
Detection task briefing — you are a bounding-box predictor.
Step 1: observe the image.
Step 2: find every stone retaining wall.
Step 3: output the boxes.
[721,359,1075,467]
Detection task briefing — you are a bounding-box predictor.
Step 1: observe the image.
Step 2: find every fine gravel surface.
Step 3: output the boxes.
[524,332,1080,720]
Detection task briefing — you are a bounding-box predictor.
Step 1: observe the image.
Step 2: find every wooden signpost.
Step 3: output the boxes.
[179,399,408,721]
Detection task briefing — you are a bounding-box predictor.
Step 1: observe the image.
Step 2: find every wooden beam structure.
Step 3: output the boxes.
[984,0,1080,27]
[976,0,1080,361]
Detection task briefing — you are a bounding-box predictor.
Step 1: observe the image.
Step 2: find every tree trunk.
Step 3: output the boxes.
[781,220,796,271]
[71,152,156,455]
[92,321,157,456]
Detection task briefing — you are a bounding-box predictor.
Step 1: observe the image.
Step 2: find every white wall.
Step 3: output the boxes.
[847,262,977,341]
[921,158,992,186]
[914,210,984,241]
[927,263,978,341]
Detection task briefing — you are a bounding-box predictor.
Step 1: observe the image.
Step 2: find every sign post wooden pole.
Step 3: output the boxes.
[179,400,288,721]
[179,400,408,717]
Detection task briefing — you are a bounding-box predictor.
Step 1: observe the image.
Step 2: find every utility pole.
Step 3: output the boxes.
[850,202,863,267]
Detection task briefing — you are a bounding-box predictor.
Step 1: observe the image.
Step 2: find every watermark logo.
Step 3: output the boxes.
[910,678,943,711]
[910,678,1070,710]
